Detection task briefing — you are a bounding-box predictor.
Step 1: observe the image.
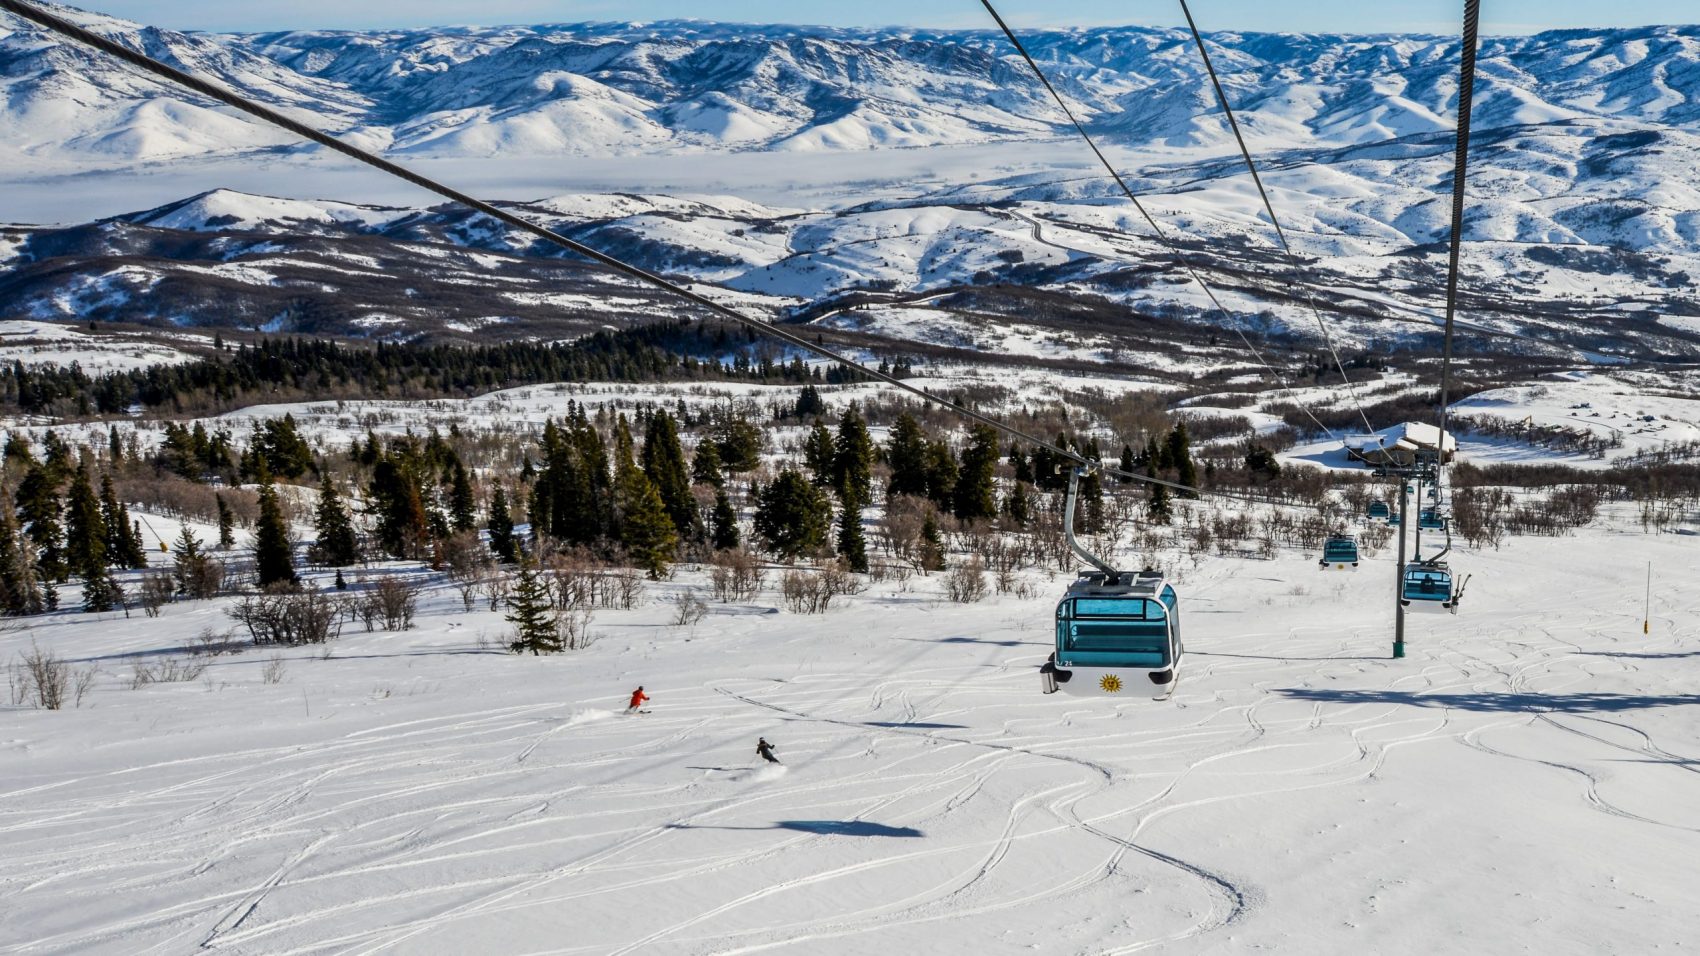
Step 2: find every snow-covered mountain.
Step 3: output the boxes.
[5,6,1700,161]
[6,7,1700,362]
[7,184,1699,365]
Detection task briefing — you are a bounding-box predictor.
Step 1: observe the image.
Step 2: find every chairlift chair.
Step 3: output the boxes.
[1041,467,1182,699]
[1400,560,1461,614]
[1319,534,1360,570]
[1043,571,1182,699]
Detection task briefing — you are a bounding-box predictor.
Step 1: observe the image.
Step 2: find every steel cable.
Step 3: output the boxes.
[1178,0,1380,441]
[0,0,1330,512]
[976,0,1348,448]
[1434,0,1482,509]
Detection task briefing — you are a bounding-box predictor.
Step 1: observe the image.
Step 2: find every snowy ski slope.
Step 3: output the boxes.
[3,511,1699,953]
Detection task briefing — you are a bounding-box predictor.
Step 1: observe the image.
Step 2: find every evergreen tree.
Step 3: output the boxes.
[1149,462,1176,520]
[918,511,945,572]
[753,468,830,560]
[368,456,428,559]
[0,505,44,615]
[1147,435,1169,473]
[922,440,958,509]
[254,480,296,587]
[1010,444,1033,484]
[15,467,65,582]
[1032,442,1061,492]
[243,414,314,480]
[448,460,478,534]
[81,563,123,613]
[691,440,725,488]
[3,432,33,472]
[641,411,698,539]
[710,487,740,550]
[530,417,608,547]
[836,497,868,573]
[172,525,218,599]
[712,417,763,473]
[803,420,835,486]
[1244,445,1282,482]
[1003,480,1032,529]
[952,425,1000,522]
[215,493,236,549]
[486,485,518,563]
[1118,444,1137,483]
[40,432,74,482]
[615,459,678,579]
[99,473,147,568]
[832,404,874,505]
[885,412,929,498]
[310,474,360,567]
[505,559,561,655]
[63,463,107,580]
[1168,423,1199,497]
[793,383,827,418]
[1081,439,1106,532]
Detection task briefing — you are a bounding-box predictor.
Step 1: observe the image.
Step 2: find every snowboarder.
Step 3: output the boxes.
[756,737,780,764]
[627,686,649,714]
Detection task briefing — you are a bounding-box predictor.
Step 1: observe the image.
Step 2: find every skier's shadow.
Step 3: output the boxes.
[668,820,924,838]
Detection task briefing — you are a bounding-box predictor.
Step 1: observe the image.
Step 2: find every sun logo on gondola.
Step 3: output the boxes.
[1100,674,1123,693]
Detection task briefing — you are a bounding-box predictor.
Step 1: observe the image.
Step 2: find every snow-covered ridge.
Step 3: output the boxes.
[5,6,1700,163]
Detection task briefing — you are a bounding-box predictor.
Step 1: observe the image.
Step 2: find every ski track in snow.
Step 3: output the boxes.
[4,531,1700,953]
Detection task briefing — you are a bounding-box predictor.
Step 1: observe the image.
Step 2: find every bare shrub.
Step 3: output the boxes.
[560,608,595,651]
[479,570,512,612]
[547,551,598,610]
[364,576,420,631]
[546,551,643,610]
[982,537,1029,596]
[192,626,241,656]
[11,643,96,710]
[608,568,644,610]
[671,592,709,627]
[230,591,343,646]
[781,569,821,614]
[117,477,257,529]
[708,548,765,602]
[780,561,854,614]
[138,571,176,618]
[868,560,913,590]
[881,495,928,563]
[1028,510,1073,570]
[261,655,286,684]
[130,657,207,689]
[441,531,491,611]
[818,559,861,597]
[945,557,989,604]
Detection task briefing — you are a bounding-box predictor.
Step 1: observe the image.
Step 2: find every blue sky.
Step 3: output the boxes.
[76,1,1700,35]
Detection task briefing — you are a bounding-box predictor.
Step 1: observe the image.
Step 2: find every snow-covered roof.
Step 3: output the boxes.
[1398,422,1459,453]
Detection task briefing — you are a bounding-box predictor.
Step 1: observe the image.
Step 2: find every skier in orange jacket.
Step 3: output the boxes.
[627,687,649,714]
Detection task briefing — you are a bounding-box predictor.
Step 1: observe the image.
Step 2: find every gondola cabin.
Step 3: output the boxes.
[1401,561,1459,614]
[1042,571,1181,698]
[1367,500,1392,523]
[1319,535,1360,570]
[1417,509,1448,531]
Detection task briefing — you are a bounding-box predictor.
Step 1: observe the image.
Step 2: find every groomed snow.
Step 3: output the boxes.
[4,517,1699,952]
